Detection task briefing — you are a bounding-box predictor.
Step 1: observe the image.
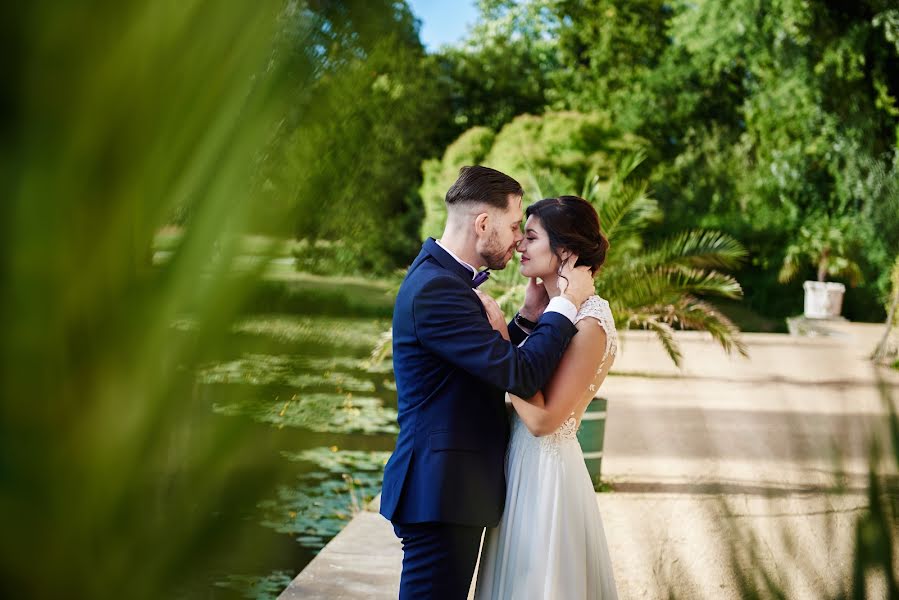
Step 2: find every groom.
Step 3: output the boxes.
[380,165,595,598]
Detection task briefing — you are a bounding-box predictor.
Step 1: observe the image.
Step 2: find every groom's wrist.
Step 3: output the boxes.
[514,311,539,331]
[518,306,541,322]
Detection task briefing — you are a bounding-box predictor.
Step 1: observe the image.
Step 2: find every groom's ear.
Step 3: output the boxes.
[473,211,490,236]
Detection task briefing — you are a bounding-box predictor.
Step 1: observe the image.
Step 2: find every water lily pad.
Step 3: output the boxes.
[214,393,398,434]
[234,316,389,351]
[283,447,391,473]
[258,472,383,547]
[214,570,294,600]
[199,354,377,393]
[257,448,387,551]
[297,355,395,376]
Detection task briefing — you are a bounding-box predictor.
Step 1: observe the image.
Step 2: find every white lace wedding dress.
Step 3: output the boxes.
[474,295,619,600]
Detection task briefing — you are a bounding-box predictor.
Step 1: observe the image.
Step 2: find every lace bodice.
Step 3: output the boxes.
[574,295,618,370]
[525,295,618,452]
[536,414,580,455]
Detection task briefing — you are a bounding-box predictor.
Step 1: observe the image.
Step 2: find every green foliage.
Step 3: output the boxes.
[433,0,562,132]
[778,214,865,284]
[215,571,295,600]
[489,152,748,367]
[262,0,446,274]
[0,1,308,598]
[645,0,899,319]
[856,150,899,297]
[873,256,899,364]
[419,127,496,239]
[466,0,898,321]
[276,0,899,318]
[552,0,671,125]
[419,111,647,240]
[485,112,645,198]
[588,155,749,365]
[257,448,389,552]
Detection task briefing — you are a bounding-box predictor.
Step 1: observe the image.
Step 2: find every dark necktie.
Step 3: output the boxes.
[471,269,490,289]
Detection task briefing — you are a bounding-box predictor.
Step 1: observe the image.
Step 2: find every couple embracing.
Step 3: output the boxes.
[381,166,619,599]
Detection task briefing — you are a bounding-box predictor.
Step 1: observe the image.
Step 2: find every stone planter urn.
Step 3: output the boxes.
[803,280,846,319]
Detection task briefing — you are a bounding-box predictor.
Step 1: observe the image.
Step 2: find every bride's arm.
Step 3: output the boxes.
[509,318,610,436]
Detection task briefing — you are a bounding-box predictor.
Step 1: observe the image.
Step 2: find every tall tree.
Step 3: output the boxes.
[262,0,447,273]
[434,0,561,133]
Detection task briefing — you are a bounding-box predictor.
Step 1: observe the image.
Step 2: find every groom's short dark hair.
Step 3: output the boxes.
[445,165,523,209]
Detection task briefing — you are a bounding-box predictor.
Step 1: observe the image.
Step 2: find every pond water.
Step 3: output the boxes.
[198,313,397,599]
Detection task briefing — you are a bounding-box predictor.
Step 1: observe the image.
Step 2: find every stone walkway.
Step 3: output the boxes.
[281,322,899,599]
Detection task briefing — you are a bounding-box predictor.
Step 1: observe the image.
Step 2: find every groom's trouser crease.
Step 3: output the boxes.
[393,521,483,599]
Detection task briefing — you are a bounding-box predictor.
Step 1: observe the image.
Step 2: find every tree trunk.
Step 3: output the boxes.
[817,248,830,282]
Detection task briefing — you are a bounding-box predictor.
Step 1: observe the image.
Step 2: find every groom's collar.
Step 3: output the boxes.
[423,237,478,284]
[434,239,478,278]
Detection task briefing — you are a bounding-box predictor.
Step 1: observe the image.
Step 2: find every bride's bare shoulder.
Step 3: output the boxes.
[574,314,609,341]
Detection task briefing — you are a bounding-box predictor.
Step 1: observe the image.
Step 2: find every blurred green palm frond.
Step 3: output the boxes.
[1,1,299,598]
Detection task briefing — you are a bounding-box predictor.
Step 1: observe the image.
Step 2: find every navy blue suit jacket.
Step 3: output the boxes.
[380,238,577,527]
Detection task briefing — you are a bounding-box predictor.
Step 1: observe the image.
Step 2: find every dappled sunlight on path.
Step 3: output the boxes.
[599,325,897,599]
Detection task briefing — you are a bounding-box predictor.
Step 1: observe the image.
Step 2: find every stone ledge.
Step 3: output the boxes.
[786,315,850,337]
[278,496,401,599]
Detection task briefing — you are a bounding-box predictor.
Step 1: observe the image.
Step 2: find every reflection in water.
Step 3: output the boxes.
[214,392,397,435]
[261,449,392,548]
[202,314,397,598]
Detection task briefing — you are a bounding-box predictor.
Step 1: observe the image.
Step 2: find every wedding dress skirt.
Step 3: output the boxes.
[474,412,619,599]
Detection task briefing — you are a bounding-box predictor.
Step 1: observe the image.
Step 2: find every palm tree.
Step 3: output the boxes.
[491,151,749,367]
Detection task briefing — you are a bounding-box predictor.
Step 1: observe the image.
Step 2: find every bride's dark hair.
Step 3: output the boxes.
[525,195,610,275]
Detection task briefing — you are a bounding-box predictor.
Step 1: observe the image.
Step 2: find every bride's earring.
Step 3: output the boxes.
[557,258,566,276]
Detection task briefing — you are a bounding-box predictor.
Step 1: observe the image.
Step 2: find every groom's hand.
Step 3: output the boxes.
[520,277,549,322]
[474,289,511,341]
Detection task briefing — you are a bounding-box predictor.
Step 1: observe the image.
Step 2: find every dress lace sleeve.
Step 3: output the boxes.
[574,295,618,370]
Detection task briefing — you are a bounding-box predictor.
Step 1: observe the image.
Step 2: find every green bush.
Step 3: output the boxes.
[420,111,648,240]
[419,126,496,239]
[485,111,644,200]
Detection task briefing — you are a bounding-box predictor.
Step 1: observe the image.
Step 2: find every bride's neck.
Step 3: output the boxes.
[541,272,561,296]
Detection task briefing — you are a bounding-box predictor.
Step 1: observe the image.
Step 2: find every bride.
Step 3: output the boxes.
[474,195,619,599]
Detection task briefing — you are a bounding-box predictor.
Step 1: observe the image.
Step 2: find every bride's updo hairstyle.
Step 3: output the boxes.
[525,195,610,274]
